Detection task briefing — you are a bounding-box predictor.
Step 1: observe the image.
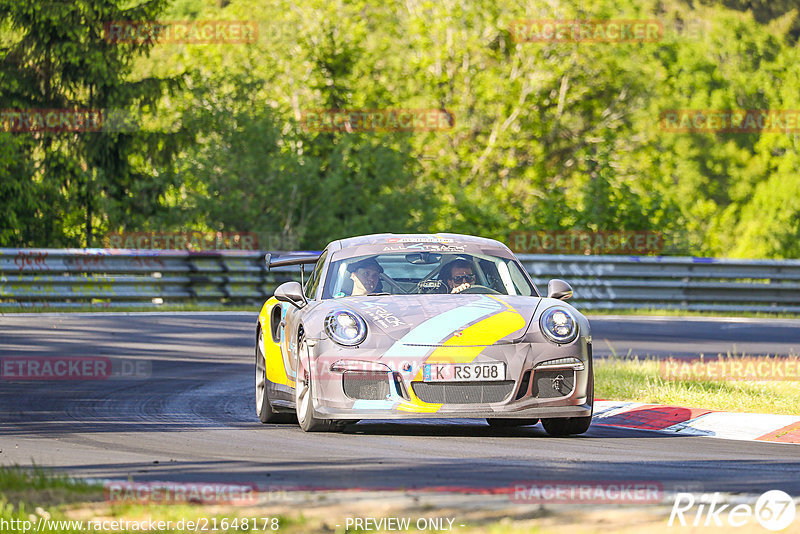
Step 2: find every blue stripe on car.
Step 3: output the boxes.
[383,296,503,357]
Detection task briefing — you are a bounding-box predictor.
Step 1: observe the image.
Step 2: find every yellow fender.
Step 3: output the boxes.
[257,297,293,387]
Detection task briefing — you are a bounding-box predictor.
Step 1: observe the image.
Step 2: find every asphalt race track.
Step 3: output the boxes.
[591,315,800,358]
[1,313,799,495]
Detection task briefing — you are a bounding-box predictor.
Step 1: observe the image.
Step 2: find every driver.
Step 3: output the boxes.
[348,258,383,296]
[441,259,476,294]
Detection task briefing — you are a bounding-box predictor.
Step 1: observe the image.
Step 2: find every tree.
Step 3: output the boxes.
[0,0,185,246]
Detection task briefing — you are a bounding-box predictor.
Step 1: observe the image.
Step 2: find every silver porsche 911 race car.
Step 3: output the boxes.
[255,233,593,436]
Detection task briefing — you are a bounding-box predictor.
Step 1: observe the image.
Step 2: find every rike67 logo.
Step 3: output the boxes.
[669,490,796,531]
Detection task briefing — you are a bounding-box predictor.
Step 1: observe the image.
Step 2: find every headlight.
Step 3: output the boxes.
[324,309,368,346]
[539,307,578,344]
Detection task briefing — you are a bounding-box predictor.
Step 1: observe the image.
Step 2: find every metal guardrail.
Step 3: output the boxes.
[518,255,800,313]
[2,248,800,312]
[0,249,291,309]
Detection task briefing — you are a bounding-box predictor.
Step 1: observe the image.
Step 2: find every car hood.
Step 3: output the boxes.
[333,294,543,346]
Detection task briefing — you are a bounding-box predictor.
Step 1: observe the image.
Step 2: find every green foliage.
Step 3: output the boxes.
[0,0,186,246]
[1,0,798,256]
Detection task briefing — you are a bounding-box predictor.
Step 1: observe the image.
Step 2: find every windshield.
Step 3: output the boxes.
[321,252,535,298]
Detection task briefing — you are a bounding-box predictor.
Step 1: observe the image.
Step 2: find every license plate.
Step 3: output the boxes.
[422,362,505,382]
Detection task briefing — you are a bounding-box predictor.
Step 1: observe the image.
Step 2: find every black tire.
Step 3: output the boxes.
[256,329,288,424]
[541,415,591,436]
[541,368,594,437]
[486,418,539,428]
[295,336,337,432]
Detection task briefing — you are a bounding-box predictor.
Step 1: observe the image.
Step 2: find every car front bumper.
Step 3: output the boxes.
[308,337,594,421]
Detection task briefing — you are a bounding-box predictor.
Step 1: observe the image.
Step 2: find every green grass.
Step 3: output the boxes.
[0,465,775,533]
[0,466,100,534]
[0,465,95,494]
[0,465,301,533]
[0,465,99,510]
[595,356,800,415]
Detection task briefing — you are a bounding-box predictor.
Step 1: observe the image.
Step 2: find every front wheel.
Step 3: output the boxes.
[541,415,592,436]
[295,337,337,432]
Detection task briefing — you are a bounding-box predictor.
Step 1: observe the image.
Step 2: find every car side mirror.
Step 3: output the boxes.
[274,281,307,308]
[547,279,573,300]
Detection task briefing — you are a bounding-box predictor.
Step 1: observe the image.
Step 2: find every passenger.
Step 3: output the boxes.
[440,259,476,294]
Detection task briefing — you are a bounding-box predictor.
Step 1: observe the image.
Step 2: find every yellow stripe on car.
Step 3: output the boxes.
[399,296,526,412]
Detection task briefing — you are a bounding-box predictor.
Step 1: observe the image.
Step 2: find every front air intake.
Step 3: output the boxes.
[532,369,575,398]
[412,381,515,404]
[342,371,391,400]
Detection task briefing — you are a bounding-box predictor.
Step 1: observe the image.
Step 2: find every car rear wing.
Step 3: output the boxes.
[265,252,321,270]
